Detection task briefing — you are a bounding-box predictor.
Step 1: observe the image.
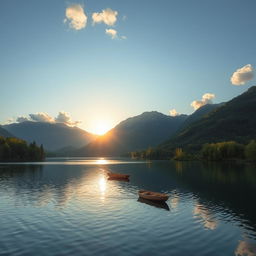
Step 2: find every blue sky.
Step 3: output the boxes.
[0,0,255,133]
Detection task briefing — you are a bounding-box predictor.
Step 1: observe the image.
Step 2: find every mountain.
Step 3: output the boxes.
[0,126,13,137]
[180,103,223,129]
[160,86,256,151]
[3,121,97,151]
[76,111,188,156]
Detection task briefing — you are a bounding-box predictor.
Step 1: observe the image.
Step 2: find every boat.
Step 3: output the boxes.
[107,173,130,180]
[138,190,169,202]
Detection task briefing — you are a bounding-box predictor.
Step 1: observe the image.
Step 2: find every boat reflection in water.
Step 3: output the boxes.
[137,197,170,211]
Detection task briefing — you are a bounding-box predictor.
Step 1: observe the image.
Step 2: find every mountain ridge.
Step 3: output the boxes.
[160,86,256,151]
[0,126,13,138]
[3,121,97,151]
[75,111,188,156]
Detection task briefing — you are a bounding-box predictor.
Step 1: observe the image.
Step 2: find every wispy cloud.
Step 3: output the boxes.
[92,8,118,26]
[169,109,179,117]
[230,64,254,86]
[65,4,87,30]
[191,93,215,110]
[105,28,117,39]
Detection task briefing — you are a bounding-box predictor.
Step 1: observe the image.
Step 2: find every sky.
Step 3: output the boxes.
[0,0,255,134]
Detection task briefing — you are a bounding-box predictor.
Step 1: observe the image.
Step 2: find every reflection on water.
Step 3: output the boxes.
[170,193,179,209]
[137,197,170,211]
[98,175,107,201]
[96,158,108,165]
[194,202,218,230]
[235,240,256,256]
[1,157,147,166]
[0,158,256,256]
[99,176,107,193]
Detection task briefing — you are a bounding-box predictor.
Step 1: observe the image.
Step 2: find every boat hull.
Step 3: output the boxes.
[107,173,130,180]
[138,190,169,202]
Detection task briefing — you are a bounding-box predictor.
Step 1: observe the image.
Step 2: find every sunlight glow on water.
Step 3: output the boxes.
[98,175,107,201]
[96,158,108,165]
[1,157,147,166]
[0,158,256,256]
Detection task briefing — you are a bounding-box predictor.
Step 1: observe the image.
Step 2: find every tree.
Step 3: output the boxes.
[245,140,256,161]
[0,136,45,162]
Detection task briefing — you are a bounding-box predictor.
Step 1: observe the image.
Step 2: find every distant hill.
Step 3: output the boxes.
[76,111,188,156]
[160,86,256,151]
[3,121,97,151]
[0,126,13,137]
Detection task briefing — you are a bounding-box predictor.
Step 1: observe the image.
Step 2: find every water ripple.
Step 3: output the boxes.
[0,159,256,256]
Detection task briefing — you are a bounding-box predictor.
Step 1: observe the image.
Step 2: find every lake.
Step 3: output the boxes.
[0,158,256,256]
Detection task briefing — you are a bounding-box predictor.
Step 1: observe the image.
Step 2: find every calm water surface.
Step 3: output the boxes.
[0,158,256,256]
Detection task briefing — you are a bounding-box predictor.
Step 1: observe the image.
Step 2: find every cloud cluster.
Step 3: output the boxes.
[65,4,87,30]
[92,8,118,26]
[64,5,125,39]
[16,112,80,127]
[169,109,180,117]
[105,29,117,39]
[16,116,30,123]
[230,64,254,86]
[29,113,55,123]
[55,111,80,126]
[191,93,215,110]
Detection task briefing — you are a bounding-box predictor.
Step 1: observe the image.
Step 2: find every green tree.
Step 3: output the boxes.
[245,140,256,161]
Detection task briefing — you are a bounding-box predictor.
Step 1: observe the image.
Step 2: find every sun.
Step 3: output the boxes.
[93,121,111,135]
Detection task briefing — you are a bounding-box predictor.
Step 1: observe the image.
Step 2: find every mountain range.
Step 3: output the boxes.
[2,86,256,156]
[160,86,256,152]
[3,121,97,151]
[75,111,188,156]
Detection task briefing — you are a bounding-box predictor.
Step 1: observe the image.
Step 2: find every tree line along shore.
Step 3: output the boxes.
[0,136,45,162]
[130,140,256,162]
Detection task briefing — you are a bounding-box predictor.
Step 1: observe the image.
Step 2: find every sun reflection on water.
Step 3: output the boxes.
[96,158,108,165]
[98,175,107,201]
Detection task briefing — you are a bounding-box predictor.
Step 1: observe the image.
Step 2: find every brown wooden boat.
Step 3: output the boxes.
[107,173,130,180]
[138,190,169,202]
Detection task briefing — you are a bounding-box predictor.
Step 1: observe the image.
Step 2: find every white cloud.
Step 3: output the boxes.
[65,4,87,30]
[29,112,55,123]
[16,116,30,123]
[55,111,80,126]
[169,109,179,117]
[92,8,118,26]
[105,28,117,39]
[191,93,215,110]
[230,64,254,86]
[121,35,127,40]
[15,112,80,127]
[3,118,15,125]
